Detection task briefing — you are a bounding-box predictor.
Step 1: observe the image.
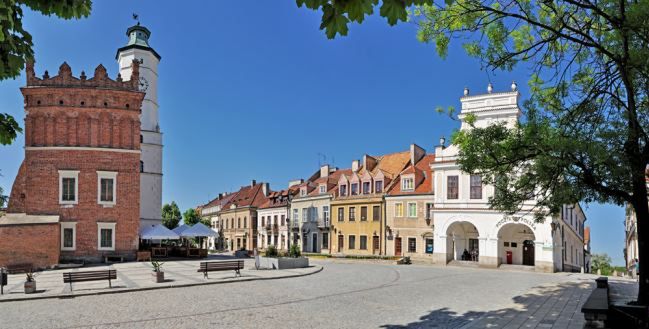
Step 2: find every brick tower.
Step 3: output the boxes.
[2,61,145,265]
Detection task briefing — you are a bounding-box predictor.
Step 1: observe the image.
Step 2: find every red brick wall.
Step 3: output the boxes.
[25,149,141,261]
[0,223,60,269]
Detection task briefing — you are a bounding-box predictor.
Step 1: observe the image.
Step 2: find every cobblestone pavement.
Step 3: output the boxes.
[0,259,601,329]
[0,255,320,302]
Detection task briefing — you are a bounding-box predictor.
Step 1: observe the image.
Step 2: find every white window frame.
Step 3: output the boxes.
[97,222,116,251]
[58,170,79,205]
[407,202,417,218]
[319,185,326,194]
[97,171,118,206]
[395,202,404,217]
[60,222,77,251]
[401,177,414,191]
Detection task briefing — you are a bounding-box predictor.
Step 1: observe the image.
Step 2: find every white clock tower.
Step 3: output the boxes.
[116,23,163,228]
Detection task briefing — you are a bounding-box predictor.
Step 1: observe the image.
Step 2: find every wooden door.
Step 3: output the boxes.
[523,240,535,266]
[373,236,380,254]
[395,237,402,256]
[338,235,344,252]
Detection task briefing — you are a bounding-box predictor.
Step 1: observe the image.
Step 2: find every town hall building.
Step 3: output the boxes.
[0,23,163,268]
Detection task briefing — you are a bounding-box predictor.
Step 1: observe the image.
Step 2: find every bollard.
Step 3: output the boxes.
[0,267,6,295]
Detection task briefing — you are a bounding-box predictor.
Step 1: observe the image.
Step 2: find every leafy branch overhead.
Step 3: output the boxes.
[0,0,92,145]
[296,0,428,39]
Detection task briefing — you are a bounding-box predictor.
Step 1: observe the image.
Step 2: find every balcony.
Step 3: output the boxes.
[272,223,279,234]
[290,219,300,231]
[318,217,330,229]
[265,224,272,233]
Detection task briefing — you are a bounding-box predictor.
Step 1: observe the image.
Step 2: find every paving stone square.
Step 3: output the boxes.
[0,258,610,328]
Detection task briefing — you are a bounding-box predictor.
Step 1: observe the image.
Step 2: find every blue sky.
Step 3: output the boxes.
[0,1,625,265]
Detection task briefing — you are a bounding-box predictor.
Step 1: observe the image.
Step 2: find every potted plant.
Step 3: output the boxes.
[151,260,165,283]
[24,270,36,294]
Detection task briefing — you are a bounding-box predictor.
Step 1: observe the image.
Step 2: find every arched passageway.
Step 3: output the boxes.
[446,221,480,262]
[497,223,536,266]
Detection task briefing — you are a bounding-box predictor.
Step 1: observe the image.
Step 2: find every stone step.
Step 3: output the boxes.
[497,264,536,272]
[448,260,480,268]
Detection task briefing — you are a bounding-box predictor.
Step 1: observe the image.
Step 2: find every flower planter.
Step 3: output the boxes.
[24,280,36,294]
[256,256,309,269]
[152,271,165,283]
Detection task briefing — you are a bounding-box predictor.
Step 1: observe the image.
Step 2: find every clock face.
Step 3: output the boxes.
[138,77,149,92]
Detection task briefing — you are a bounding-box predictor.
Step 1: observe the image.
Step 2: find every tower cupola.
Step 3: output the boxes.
[115,23,161,60]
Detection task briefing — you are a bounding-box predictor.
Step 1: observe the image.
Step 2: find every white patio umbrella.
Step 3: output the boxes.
[141,224,180,240]
[172,224,190,235]
[181,223,218,238]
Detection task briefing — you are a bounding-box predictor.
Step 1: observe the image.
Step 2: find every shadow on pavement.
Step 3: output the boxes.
[380,280,593,328]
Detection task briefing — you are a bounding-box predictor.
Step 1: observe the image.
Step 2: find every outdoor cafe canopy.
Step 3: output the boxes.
[180,222,217,238]
[172,224,190,235]
[140,224,180,240]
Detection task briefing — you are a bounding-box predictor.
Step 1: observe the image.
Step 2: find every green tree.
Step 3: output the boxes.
[183,208,201,226]
[297,1,649,303]
[200,217,211,227]
[161,201,181,229]
[0,0,92,145]
[591,254,613,275]
[0,186,7,208]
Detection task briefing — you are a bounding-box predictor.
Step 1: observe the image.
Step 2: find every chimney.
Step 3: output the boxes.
[288,179,303,188]
[251,179,256,187]
[352,160,360,172]
[410,144,425,165]
[320,164,330,178]
[262,183,270,196]
[363,155,377,172]
[218,193,223,200]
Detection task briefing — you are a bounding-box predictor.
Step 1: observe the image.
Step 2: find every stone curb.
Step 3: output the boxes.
[0,265,323,304]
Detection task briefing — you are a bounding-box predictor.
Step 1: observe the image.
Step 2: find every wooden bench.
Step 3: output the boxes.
[6,263,33,274]
[63,270,117,291]
[197,260,243,279]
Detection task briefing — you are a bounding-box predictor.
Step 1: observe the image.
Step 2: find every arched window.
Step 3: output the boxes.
[140,161,144,173]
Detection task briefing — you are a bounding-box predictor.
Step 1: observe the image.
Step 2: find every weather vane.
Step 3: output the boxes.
[132,13,140,25]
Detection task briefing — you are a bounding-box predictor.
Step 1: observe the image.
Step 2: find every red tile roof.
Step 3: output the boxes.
[387,154,435,196]
[221,183,269,210]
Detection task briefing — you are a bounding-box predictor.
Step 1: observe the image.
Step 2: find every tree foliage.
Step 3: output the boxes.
[0,0,92,145]
[591,253,613,275]
[0,185,7,208]
[161,201,181,229]
[297,0,649,303]
[183,208,201,226]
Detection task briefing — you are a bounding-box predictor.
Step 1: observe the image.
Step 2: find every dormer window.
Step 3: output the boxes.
[401,177,414,191]
[375,180,383,193]
[339,185,348,196]
[300,188,307,197]
[362,182,371,194]
[351,183,359,195]
[319,185,326,194]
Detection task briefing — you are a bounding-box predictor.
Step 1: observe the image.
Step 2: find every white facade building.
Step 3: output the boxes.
[430,84,586,272]
[200,193,234,250]
[117,24,163,228]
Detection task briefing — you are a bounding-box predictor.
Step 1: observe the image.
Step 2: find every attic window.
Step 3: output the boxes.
[59,100,64,105]
[375,180,383,193]
[37,100,41,105]
[300,188,307,197]
[401,177,414,191]
[80,101,85,106]
[126,104,130,109]
[104,102,108,107]
[319,185,326,194]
